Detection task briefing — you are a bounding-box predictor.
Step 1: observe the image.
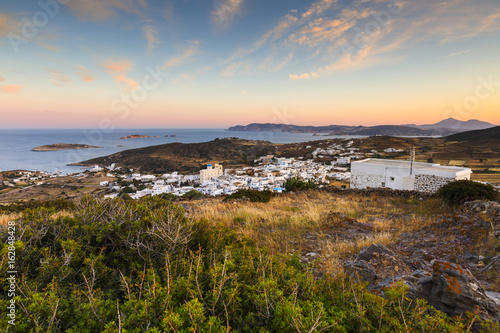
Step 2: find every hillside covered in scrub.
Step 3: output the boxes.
[68,127,500,182]
[71,138,276,173]
[1,188,500,332]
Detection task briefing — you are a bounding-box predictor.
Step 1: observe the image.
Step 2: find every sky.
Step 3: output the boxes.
[0,0,499,129]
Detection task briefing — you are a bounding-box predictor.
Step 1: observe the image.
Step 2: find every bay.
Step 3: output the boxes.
[0,128,359,174]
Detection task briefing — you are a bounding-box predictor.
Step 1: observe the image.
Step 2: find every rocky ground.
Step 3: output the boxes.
[339,200,500,327]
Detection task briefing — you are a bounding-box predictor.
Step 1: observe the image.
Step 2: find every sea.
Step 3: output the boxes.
[0,129,361,175]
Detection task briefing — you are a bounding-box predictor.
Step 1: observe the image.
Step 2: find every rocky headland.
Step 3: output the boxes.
[120,134,159,139]
[32,143,103,151]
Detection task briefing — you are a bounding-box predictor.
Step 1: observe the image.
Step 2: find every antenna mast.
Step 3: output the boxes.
[410,147,415,175]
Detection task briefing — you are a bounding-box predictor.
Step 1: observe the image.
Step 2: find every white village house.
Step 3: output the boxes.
[351,158,472,193]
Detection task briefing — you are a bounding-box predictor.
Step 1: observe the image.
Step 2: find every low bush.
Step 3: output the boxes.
[283,177,317,192]
[437,180,499,205]
[182,189,205,200]
[1,196,497,332]
[158,192,178,201]
[223,189,273,203]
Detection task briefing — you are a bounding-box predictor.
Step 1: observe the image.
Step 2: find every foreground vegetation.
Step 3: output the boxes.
[1,194,499,332]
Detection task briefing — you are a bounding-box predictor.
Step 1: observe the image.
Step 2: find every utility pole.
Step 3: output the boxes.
[410,147,415,175]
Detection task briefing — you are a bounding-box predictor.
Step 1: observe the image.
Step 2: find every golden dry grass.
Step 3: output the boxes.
[0,213,20,226]
[191,191,445,276]
[51,210,73,219]
[0,210,72,226]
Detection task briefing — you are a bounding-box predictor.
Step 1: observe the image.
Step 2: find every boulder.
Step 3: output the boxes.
[344,244,414,284]
[372,260,500,324]
[346,244,500,325]
[464,200,500,215]
[344,260,377,284]
[425,260,499,320]
[464,200,500,240]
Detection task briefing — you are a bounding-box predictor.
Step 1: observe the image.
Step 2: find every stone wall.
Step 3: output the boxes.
[414,174,454,193]
[351,172,385,189]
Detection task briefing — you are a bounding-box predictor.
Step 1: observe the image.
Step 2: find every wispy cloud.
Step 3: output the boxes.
[211,0,244,28]
[221,62,250,77]
[222,0,337,72]
[63,0,145,21]
[48,70,71,86]
[289,73,312,80]
[0,75,4,82]
[39,42,60,52]
[75,65,95,82]
[163,40,200,69]
[0,13,20,36]
[143,25,159,54]
[223,0,500,80]
[447,50,471,57]
[100,59,138,91]
[1,85,23,93]
[0,13,60,52]
[258,53,294,73]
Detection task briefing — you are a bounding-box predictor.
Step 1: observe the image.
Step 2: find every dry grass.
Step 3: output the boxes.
[322,232,393,274]
[0,210,72,226]
[0,213,20,226]
[51,210,73,219]
[191,191,446,276]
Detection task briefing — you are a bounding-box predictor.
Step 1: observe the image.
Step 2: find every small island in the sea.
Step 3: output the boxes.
[165,134,176,137]
[120,134,159,139]
[32,143,103,151]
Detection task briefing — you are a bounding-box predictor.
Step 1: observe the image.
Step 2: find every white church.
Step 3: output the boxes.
[350,158,472,193]
[200,163,223,183]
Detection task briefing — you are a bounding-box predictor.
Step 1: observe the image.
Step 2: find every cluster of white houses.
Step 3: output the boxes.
[96,139,482,199]
[102,156,475,199]
[102,156,353,199]
[1,170,66,187]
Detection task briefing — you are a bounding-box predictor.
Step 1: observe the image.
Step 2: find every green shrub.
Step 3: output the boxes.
[437,180,499,205]
[0,196,498,332]
[223,189,273,203]
[158,192,178,201]
[181,189,205,200]
[0,198,74,213]
[283,177,317,192]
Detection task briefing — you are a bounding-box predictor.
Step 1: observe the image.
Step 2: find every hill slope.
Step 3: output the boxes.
[445,126,500,142]
[71,138,276,173]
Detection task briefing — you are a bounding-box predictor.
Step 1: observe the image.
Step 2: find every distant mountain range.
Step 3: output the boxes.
[410,118,496,131]
[227,118,497,136]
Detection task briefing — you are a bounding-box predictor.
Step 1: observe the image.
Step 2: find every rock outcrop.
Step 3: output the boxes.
[464,200,500,239]
[345,244,500,324]
[344,244,415,284]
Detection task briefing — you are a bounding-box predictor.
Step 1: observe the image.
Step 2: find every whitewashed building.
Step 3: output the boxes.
[351,158,472,193]
[200,164,223,183]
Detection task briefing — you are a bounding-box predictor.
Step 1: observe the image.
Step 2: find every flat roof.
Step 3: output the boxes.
[352,158,471,173]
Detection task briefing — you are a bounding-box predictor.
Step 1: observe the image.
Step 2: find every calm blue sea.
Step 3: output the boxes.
[0,129,358,174]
